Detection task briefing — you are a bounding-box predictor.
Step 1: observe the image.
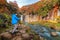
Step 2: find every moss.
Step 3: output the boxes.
[55,23,60,27]
[29,21,60,28]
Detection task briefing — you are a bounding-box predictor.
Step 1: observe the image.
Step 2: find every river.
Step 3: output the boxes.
[24,22,60,40]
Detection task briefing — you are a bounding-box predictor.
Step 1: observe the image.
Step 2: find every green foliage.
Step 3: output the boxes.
[0,13,11,27]
[57,17,60,23]
[0,19,3,24]
[4,13,11,20]
[58,0,60,10]
[37,0,59,16]
[37,5,49,16]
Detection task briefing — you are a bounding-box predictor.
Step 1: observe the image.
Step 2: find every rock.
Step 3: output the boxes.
[21,24,26,28]
[50,32,58,37]
[0,32,12,39]
[51,26,60,31]
[19,29,26,34]
[15,32,22,36]
[56,27,60,31]
[18,24,22,29]
[40,37,45,40]
[29,34,34,39]
[25,26,30,30]
[50,25,57,30]
[22,33,30,38]
[18,24,21,27]
[12,36,22,40]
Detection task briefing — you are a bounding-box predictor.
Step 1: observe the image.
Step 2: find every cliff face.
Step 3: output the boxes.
[20,0,59,14]
[19,0,59,22]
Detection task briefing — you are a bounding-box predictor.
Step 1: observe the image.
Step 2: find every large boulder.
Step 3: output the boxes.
[0,32,12,39]
[50,32,58,37]
[50,24,58,30]
[11,36,22,40]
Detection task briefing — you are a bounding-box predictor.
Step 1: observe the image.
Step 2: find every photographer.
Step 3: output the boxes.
[11,13,20,34]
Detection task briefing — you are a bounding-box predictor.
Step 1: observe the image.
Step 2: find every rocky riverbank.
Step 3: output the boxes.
[0,24,42,40]
[0,24,60,40]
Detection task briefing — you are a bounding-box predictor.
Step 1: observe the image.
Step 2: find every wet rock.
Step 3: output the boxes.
[50,26,60,31]
[50,32,58,37]
[0,32,12,39]
[11,36,22,40]
[56,32,60,36]
[40,37,45,40]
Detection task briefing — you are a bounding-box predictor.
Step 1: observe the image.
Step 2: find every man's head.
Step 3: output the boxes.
[15,13,20,17]
[15,14,17,15]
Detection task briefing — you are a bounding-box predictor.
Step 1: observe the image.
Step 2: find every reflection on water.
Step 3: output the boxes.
[24,22,60,40]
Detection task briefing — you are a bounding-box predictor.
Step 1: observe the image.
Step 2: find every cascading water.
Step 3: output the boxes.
[24,22,60,40]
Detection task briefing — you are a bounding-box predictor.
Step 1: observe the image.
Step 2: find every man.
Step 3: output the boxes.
[11,13,20,33]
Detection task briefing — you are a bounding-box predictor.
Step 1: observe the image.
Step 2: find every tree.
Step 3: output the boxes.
[0,0,6,5]
[6,1,19,13]
[37,0,59,17]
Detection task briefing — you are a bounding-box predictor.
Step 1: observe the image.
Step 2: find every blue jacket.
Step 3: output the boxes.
[11,14,20,25]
